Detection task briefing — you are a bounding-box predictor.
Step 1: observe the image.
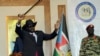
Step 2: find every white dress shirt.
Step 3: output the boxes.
[30,32,37,43]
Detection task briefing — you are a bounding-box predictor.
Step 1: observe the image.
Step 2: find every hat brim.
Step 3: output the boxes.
[22,22,37,30]
[31,22,37,27]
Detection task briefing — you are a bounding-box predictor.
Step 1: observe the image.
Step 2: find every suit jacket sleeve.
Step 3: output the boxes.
[15,24,23,39]
[43,29,57,40]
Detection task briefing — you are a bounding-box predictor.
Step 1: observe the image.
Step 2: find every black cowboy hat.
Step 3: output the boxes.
[22,19,37,30]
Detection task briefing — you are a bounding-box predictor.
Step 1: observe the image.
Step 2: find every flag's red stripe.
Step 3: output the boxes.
[56,33,68,50]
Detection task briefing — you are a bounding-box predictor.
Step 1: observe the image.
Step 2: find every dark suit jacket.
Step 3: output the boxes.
[15,25,57,56]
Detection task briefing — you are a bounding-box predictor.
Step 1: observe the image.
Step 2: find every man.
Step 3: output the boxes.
[79,24,100,56]
[10,37,23,56]
[15,14,59,56]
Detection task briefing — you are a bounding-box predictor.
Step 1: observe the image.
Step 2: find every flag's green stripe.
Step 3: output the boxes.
[53,49,60,56]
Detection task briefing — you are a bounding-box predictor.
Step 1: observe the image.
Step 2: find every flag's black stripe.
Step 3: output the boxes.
[62,14,69,40]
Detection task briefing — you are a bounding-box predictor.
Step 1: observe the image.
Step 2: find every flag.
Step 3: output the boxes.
[53,14,71,56]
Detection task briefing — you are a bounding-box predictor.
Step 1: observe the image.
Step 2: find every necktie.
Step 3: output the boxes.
[35,51,38,56]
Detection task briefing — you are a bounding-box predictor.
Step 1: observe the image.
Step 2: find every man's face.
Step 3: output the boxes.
[87,28,94,35]
[28,26,35,32]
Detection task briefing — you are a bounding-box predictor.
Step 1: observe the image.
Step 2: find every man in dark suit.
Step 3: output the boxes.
[15,14,59,56]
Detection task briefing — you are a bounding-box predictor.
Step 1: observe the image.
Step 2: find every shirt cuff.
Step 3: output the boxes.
[17,24,21,27]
